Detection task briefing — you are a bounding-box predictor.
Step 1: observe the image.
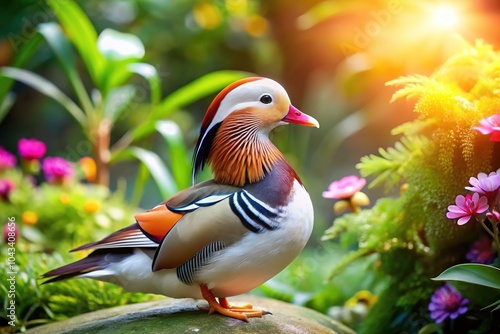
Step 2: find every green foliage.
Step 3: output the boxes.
[323,196,424,255]
[0,251,159,331]
[357,283,399,334]
[156,121,191,190]
[0,149,160,331]
[0,0,250,192]
[0,169,134,248]
[323,39,500,332]
[434,264,500,290]
[357,136,429,190]
[118,146,177,199]
[434,264,500,311]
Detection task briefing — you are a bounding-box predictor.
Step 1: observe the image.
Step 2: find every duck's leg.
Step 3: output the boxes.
[197,284,267,321]
[219,297,253,310]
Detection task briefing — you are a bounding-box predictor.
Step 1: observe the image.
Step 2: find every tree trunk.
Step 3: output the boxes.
[92,119,111,187]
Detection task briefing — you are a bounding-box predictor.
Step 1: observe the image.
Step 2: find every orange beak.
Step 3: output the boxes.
[282,105,319,128]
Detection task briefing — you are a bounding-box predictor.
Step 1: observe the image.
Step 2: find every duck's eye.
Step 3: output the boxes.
[259,94,273,104]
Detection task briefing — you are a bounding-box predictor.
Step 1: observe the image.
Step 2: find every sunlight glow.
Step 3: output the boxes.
[431,5,459,29]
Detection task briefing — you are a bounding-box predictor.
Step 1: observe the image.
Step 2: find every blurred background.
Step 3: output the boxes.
[2,0,500,234]
[1,1,500,329]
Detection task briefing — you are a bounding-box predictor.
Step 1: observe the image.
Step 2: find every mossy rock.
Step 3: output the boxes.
[28,296,355,334]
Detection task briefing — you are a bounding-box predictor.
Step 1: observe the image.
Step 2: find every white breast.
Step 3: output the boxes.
[196,180,314,297]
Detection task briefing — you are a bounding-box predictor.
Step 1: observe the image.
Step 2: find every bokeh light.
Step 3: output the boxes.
[431,4,459,29]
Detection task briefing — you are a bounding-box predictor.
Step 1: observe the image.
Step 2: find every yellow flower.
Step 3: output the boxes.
[344,290,378,309]
[400,183,409,195]
[60,193,70,205]
[245,15,268,37]
[79,157,97,182]
[83,199,101,213]
[22,211,39,225]
[193,3,221,30]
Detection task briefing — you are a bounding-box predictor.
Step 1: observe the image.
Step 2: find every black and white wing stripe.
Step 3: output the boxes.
[177,242,225,285]
[229,190,283,233]
[168,193,232,213]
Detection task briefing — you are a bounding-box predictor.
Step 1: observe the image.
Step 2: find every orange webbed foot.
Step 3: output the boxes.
[198,284,271,321]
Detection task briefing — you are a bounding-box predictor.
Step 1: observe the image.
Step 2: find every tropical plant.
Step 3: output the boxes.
[322,39,500,333]
[0,138,165,332]
[0,0,248,198]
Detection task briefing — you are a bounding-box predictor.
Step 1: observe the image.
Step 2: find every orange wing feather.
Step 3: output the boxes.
[135,205,184,242]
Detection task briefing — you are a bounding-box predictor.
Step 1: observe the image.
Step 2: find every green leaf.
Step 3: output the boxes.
[156,70,250,118]
[0,92,15,124]
[417,323,442,334]
[128,63,161,105]
[0,34,43,120]
[296,1,360,30]
[482,299,500,311]
[0,67,86,127]
[97,29,145,93]
[433,264,500,290]
[129,70,251,143]
[103,85,136,124]
[120,147,177,198]
[131,163,151,206]
[156,120,191,189]
[22,226,46,243]
[97,29,145,61]
[47,0,104,87]
[37,22,93,115]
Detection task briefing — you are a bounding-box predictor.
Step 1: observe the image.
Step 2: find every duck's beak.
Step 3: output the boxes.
[282,105,319,128]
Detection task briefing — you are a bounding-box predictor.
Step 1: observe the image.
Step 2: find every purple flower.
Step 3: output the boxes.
[0,146,16,171]
[0,178,15,201]
[465,170,500,205]
[42,157,74,184]
[18,138,47,161]
[446,193,488,225]
[466,235,496,264]
[428,283,469,323]
[323,175,366,199]
[474,111,500,141]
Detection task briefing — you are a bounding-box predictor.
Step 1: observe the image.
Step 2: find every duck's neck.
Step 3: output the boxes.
[208,115,284,187]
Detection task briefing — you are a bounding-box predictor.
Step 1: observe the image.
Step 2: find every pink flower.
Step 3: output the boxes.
[465,170,500,204]
[486,211,500,223]
[0,146,16,171]
[42,157,74,184]
[428,284,469,323]
[446,193,488,225]
[0,178,15,201]
[466,235,496,264]
[3,222,18,244]
[474,111,500,141]
[18,138,47,161]
[323,175,366,199]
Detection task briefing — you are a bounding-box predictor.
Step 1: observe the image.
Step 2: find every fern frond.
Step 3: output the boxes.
[391,119,436,136]
[356,136,429,190]
[385,74,437,102]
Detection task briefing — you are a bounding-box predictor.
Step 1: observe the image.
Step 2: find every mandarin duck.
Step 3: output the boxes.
[43,77,319,321]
